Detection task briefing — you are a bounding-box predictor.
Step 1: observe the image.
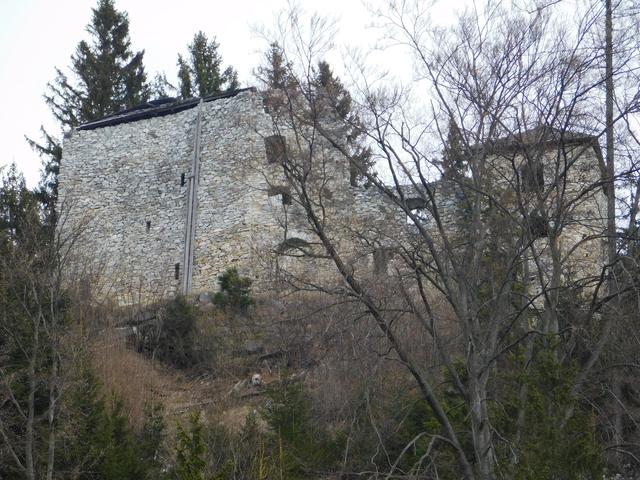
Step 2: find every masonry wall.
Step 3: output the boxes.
[58,89,608,305]
[59,91,281,302]
[59,104,198,303]
[58,90,370,302]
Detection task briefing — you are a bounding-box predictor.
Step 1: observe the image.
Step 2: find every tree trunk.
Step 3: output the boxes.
[605,0,625,461]
[25,319,39,480]
[469,356,495,479]
[605,0,616,287]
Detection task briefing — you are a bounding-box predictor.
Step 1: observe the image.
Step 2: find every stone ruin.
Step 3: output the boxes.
[58,88,609,305]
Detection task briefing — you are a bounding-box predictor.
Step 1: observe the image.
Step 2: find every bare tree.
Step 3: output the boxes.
[0,169,82,480]
[260,1,640,478]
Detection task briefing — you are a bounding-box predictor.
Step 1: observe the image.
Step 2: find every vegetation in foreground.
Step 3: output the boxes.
[4,0,640,478]
[0,171,623,478]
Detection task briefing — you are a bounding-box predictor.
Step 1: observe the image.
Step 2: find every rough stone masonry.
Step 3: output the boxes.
[59,89,282,303]
[58,87,609,305]
[58,88,387,303]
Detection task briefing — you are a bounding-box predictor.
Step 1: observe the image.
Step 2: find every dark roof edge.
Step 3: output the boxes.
[77,87,256,131]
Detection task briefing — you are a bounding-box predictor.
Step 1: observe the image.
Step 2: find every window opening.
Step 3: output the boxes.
[174,263,180,280]
[146,220,151,232]
[276,237,310,255]
[528,210,548,239]
[521,160,544,192]
[373,248,393,275]
[268,185,292,205]
[405,197,429,226]
[264,135,287,164]
[181,173,186,186]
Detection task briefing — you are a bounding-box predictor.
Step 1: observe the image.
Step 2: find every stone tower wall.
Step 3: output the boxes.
[58,89,609,305]
[59,102,196,302]
[58,90,372,303]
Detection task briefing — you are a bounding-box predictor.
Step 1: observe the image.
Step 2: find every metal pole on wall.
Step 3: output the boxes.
[182,99,204,294]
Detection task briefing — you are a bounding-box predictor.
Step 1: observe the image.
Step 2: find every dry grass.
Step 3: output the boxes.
[90,330,169,431]
[85,285,461,441]
[89,325,265,435]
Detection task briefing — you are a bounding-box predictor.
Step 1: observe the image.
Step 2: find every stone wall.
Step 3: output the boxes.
[59,100,197,302]
[58,89,608,304]
[58,90,380,302]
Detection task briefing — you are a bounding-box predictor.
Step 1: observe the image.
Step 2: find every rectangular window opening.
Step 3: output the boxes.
[373,248,392,275]
[521,160,544,192]
[181,173,186,186]
[264,135,287,164]
[282,192,292,206]
[174,263,180,280]
[146,220,151,232]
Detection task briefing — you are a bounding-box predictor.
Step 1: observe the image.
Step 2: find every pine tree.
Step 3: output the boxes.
[212,267,254,312]
[174,412,208,480]
[177,32,239,98]
[441,116,466,179]
[139,397,167,479]
[28,0,149,225]
[315,61,352,118]
[256,42,293,91]
[0,164,40,246]
[255,42,299,116]
[58,365,151,480]
[313,61,373,186]
[48,0,149,126]
[150,72,176,99]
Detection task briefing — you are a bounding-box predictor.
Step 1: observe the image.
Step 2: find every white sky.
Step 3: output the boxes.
[1,0,430,187]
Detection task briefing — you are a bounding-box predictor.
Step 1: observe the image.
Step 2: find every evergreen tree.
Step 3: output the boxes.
[28,0,149,225]
[139,398,167,479]
[174,412,208,480]
[177,32,239,98]
[59,365,150,480]
[441,116,467,179]
[47,0,149,126]
[0,164,40,246]
[0,165,65,480]
[313,61,373,186]
[212,267,254,312]
[177,54,194,99]
[256,42,294,91]
[150,72,176,99]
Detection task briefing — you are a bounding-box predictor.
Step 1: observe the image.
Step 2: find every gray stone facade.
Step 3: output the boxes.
[58,89,608,305]
[59,89,378,303]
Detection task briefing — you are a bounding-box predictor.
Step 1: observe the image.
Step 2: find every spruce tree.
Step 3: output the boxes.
[0,164,40,246]
[58,367,147,480]
[174,412,208,480]
[28,0,149,225]
[256,42,299,116]
[256,42,294,91]
[177,31,239,98]
[150,72,176,99]
[441,116,466,180]
[313,61,373,186]
[47,0,149,126]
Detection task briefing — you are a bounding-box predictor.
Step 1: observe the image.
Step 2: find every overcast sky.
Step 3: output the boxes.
[1,0,424,187]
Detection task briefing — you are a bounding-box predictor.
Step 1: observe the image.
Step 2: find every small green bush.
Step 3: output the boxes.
[140,398,167,479]
[212,267,253,312]
[174,412,208,480]
[151,295,201,369]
